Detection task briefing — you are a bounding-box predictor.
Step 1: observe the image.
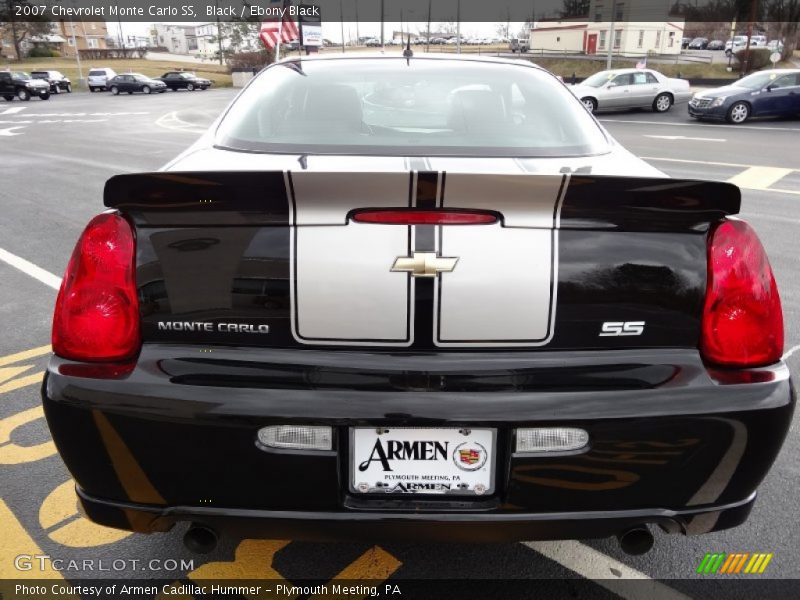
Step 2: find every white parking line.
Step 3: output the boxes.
[0,107,26,115]
[524,541,691,600]
[600,118,800,132]
[0,248,61,290]
[784,344,800,360]
[644,135,726,142]
[728,166,794,191]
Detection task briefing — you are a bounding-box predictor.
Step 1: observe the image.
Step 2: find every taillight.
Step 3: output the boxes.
[52,213,140,362]
[701,219,783,367]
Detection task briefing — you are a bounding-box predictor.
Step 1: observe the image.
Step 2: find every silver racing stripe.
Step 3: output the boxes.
[289,171,415,345]
[434,173,569,347]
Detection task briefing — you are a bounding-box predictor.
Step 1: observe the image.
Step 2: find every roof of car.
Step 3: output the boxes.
[272,52,545,72]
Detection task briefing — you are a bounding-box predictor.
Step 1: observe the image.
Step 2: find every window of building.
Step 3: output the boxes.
[655,31,661,48]
[638,30,644,48]
[614,29,622,49]
[615,3,624,21]
[88,38,99,48]
[599,30,606,49]
[595,3,603,22]
[67,38,74,46]
[668,31,675,47]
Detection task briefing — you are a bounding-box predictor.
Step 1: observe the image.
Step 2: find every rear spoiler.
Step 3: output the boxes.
[104,171,740,231]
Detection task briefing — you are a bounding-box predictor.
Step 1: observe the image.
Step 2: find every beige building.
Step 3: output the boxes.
[54,21,109,57]
[530,20,684,56]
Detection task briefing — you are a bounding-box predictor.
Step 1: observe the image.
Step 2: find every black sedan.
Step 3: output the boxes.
[159,71,212,91]
[107,73,167,95]
[689,69,800,123]
[688,37,709,49]
[707,40,726,50]
[43,55,793,555]
[30,70,72,93]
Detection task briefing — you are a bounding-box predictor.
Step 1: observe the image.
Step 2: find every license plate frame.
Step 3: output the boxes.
[349,427,496,496]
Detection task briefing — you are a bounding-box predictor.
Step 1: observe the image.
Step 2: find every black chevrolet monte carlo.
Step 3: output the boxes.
[43,55,794,555]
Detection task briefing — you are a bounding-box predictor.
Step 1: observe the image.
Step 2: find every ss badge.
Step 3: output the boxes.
[599,321,645,337]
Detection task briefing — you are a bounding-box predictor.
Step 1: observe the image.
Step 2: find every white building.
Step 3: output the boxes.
[151,24,198,55]
[530,0,684,56]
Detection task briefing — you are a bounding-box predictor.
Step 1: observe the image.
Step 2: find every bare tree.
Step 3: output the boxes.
[765,0,800,59]
[0,0,52,60]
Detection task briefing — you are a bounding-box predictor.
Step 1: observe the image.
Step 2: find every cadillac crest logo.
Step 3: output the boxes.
[453,442,487,471]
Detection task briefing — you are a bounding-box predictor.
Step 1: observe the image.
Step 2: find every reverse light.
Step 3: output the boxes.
[701,219,783,367]
[516,428,589,453]
[351,209,498,225]
[52,213,141,362]
[257,425,333,451]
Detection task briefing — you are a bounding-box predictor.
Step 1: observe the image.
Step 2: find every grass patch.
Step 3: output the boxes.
[1,57,232,89]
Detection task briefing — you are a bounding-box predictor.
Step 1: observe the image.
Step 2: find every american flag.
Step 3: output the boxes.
[259,1,299,50]
[636,58,647,69]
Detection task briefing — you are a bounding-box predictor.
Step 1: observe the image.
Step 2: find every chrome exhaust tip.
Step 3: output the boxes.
[617,526,654,555]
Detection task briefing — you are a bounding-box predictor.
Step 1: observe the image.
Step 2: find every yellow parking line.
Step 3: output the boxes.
[0,344,50,367]
[728,166,794,191]
[0,498,64,579]
[0,369,44,395]
[309,546,402,600]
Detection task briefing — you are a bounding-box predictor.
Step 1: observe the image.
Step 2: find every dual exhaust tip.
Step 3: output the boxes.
[182,523,655,556]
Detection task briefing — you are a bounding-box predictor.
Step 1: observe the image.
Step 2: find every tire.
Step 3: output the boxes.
[89,87,95,93]
[53,85,60,94]
[17,88,31,101]
[726,101,750,124]
[111,86,120,95]
[142,85,151,94]
[3,95,13,102]
[653,93,673,113]
[187,83,195,91]
[581,97,598,113]
[66,83,72,93]
[39,92,50,101]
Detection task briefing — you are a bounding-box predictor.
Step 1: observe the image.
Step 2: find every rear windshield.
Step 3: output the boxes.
[31,72,48,78]
[88,70,107,76]
[215,58,609,157]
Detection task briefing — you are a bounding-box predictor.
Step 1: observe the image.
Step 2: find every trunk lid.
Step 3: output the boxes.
[105,170,739,352]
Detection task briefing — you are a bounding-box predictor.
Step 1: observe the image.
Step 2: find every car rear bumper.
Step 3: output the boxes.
[42,345,794,542]
[76,486,757,542]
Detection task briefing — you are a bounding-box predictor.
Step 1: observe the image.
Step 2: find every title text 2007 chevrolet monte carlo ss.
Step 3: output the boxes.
[42,55,793,555]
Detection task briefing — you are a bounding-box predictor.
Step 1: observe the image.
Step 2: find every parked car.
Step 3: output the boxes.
[681,37,691,49]
[725,36,749,56]
[751,35,768,46]
[767,40,785,53]
[87,67,117,92]
[281,39,301,51]
[571,68,691,113]
[44,55,792,553]
[159,71,212,91]
[0,70,50,101]
[707,40,726,51]
[689,69,800,124]
[30,70,72,93]
[364,38,381,47]
[107,73,167,95]
[688,37,709,49]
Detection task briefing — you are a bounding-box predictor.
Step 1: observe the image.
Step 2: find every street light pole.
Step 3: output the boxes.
[607,0,616,69]
[68,21,83,83]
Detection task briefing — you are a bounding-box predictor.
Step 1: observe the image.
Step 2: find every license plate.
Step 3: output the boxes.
[350,427,495,496]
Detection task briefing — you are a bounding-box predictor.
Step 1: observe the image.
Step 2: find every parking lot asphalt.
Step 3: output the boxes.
[0,89,798,598]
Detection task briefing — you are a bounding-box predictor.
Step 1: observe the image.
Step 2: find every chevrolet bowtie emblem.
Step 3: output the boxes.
[391,252,459,278]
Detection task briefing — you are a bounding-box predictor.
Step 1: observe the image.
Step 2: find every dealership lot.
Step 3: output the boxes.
[0,89,798,597]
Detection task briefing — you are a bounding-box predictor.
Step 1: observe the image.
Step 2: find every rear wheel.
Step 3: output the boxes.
[111,86,120,95]
[726,101,750,124]
[581,97,597,113]
[17,88,31,101]
[653,93,673,113]
[39,92,50,101]
[53,85,60,94]
[66,83,72,93]
[187,83,195,91]
[143,85,151,94]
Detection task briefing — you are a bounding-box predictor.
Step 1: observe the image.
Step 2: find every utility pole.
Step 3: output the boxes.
[456,0,461,54]
[340,0,345,53]
[740,0,759,77]
[380,0,384,52]
[607,0,616,69]
[426,0,432,52]
[214,0,223,64]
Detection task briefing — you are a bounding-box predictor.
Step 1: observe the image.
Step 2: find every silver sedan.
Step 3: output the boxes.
[569,68,691,114]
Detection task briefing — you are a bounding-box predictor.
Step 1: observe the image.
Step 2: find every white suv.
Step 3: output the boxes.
[87,67,117,92]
